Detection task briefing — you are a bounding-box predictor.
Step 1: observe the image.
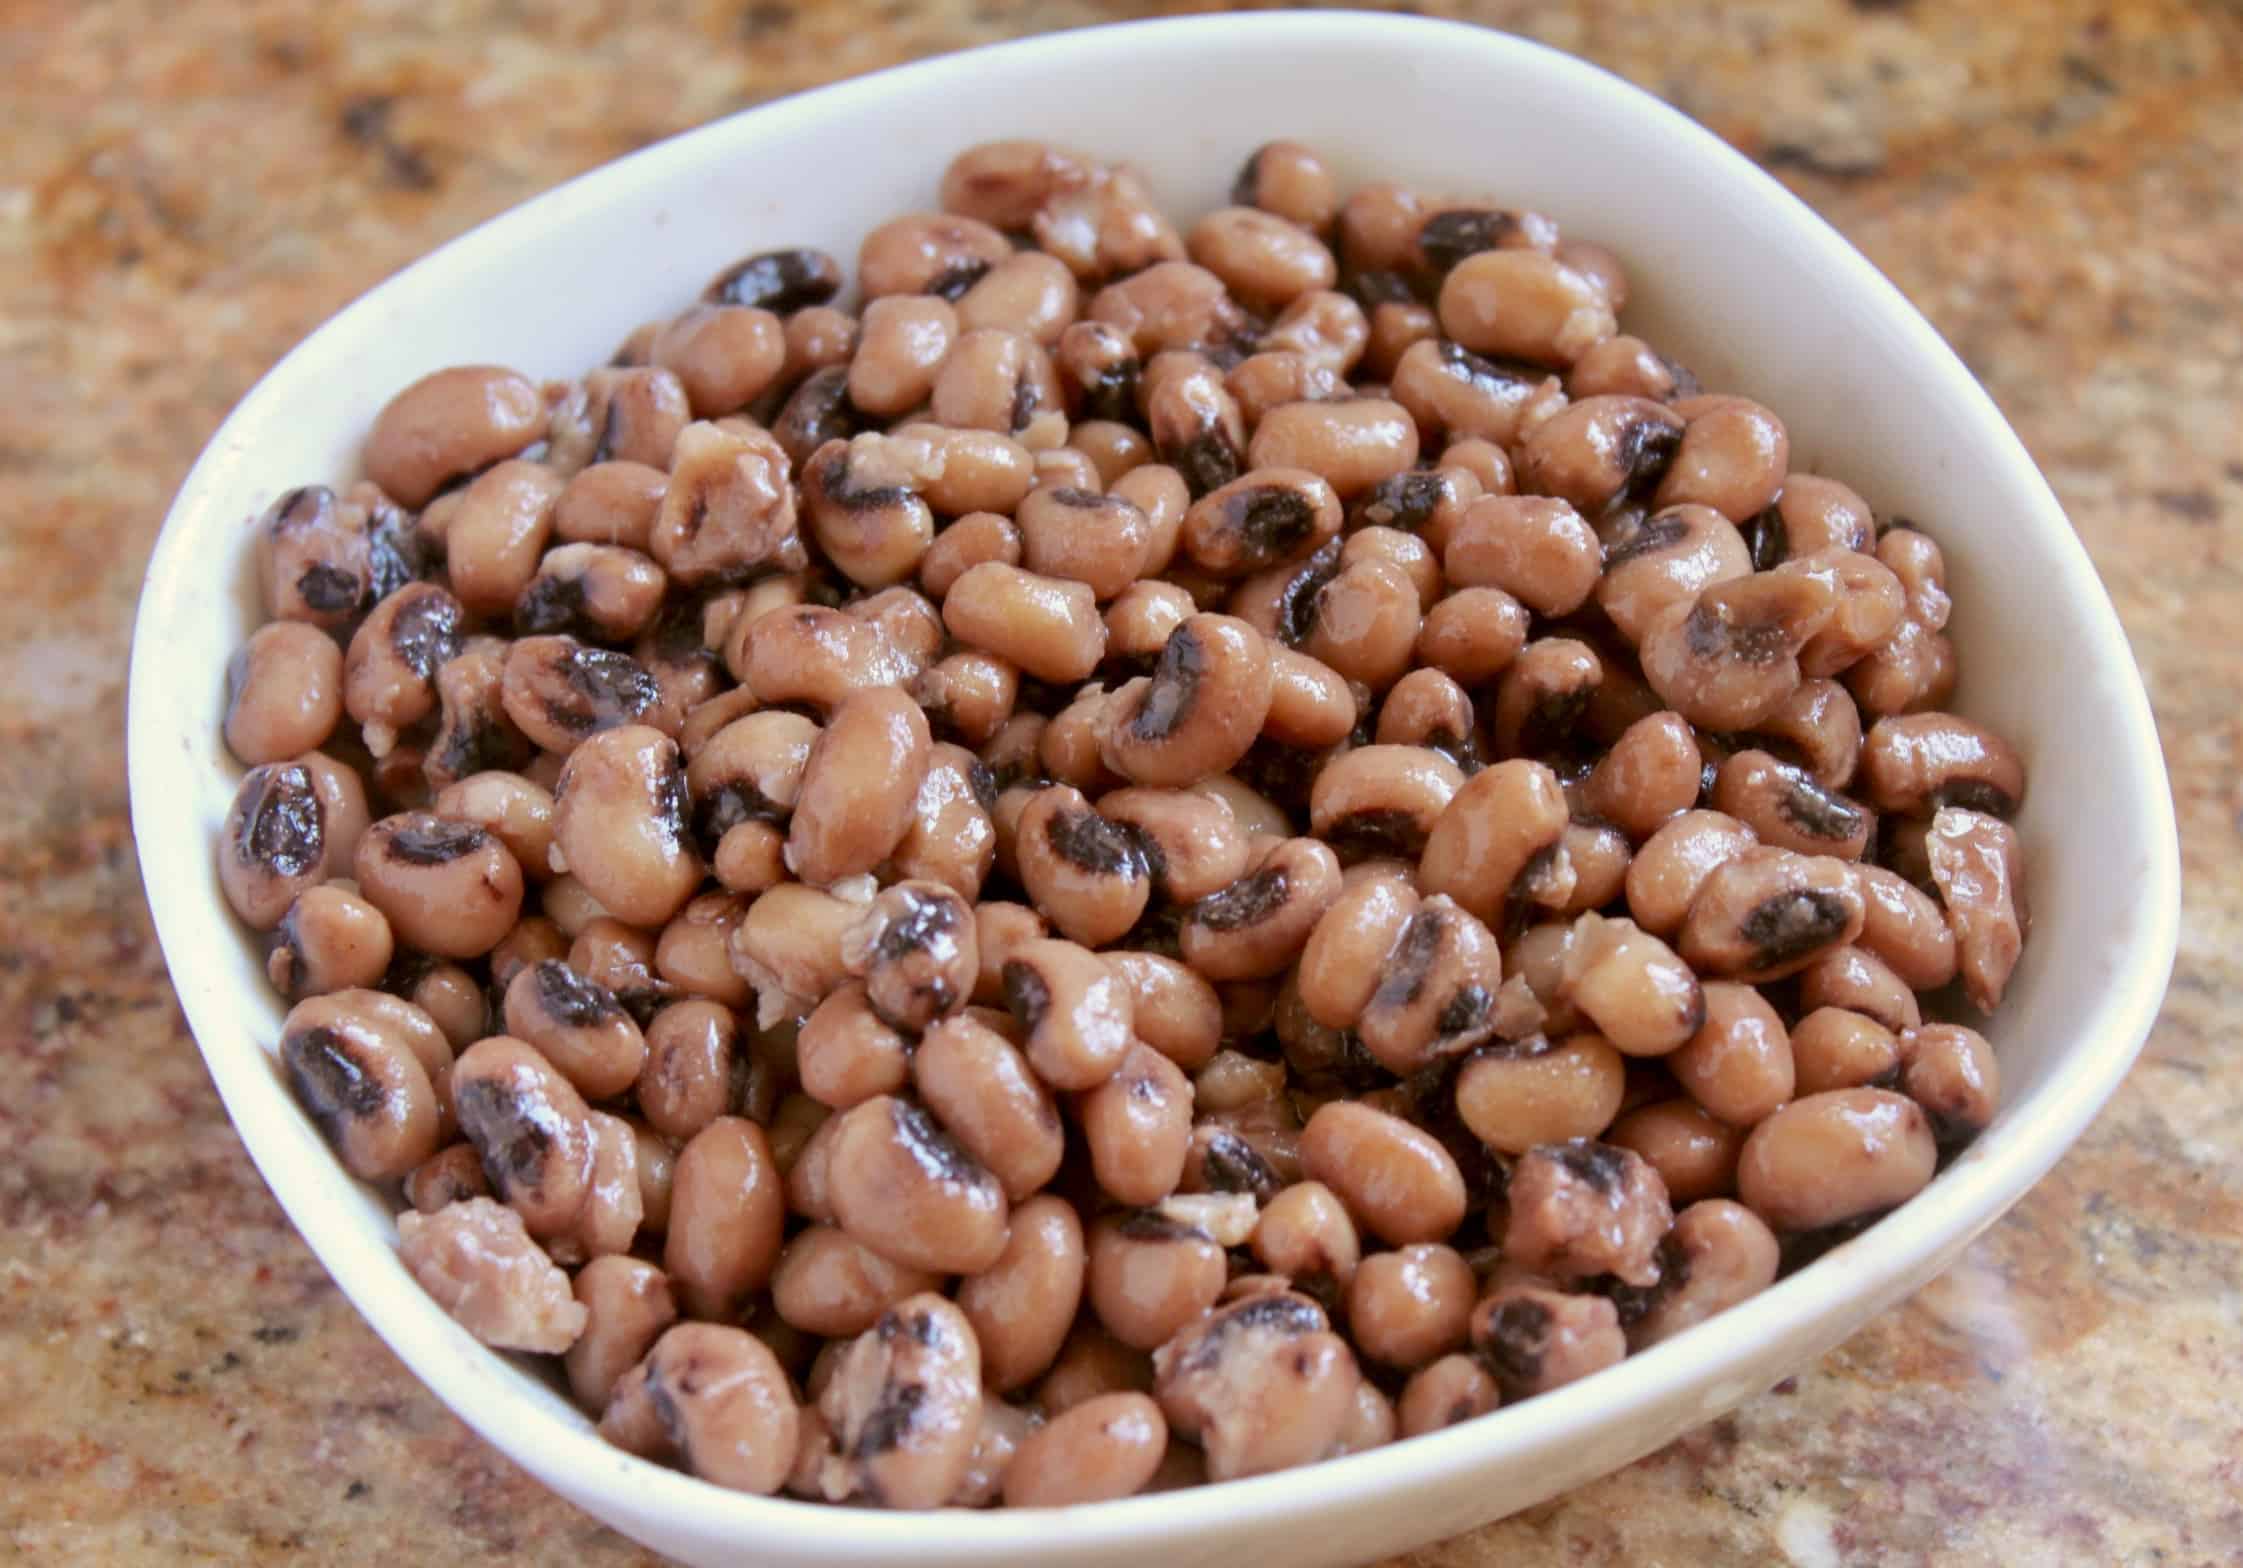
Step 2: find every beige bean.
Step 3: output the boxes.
[1737,1088,1937,1231]
[1300,1100,1466,1245]
[958,1194,1086,1393]
[666,1116,785,1320]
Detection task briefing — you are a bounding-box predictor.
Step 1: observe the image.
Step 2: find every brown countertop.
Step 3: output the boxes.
[5,1,2240,1562]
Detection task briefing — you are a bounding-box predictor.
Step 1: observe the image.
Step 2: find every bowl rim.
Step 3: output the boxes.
[128,7,2181,1557]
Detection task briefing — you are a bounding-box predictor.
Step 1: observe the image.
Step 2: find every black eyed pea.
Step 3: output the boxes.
[1607,1098,1744,1205]
[838,879,977,1032]
[498,636,663,759]
[343,581,465,746]
[1749,677,1864,791]
[704,245,844,313]
[1799,943,1923,1034]
[1389,338,1567,453]
[405,1143,490,1214]
[685,708,819,859]
[914,648,1021,750]
[1374,668,1480,770]
[1087,1210,1231,1352]
[1231,139,1338,231]
[770,1225,944,1340]
[1488,635,1601,759]
[827,1095,1010,1276]
[1680,846,1866,983]
[815,1293,985,1510]
[1073,416,1154,484]
[919,511,1023,603]
[1003,935,1135,1090]
[800,434,937,591]
[1016,485,1153,601]
[1308,744,1464,863]
[1414,585,1531,687]
[543,365,691,475]
[651,304,787,418]
[353,811,523,959]
[362,365,544,510]
[1347,1243,1477,1370]
[1151,1289,1361,1481]
[942,563,1107,685]
[551,724,701,928]
[1014,784,1151,948]
[849,294,959,417]
[257,484,373,628]
[449,1034,596,1242]
[1556,913,1704,1058]
[443,459,563,618]
[1442,495,1602,620]
[1737,1088,1938,1233]
[1562,822,1633,919]
[1187,205,1337,311]
[279,989,445,1180]
[666,1115,785,1321]
[785,687,932,888]
[911,1011,1065,1201]
[1227,350,1346,431]
[512,542,667,645]
[1087,260,1247,361]
[1180,468,1343,579]
[1779,547,1909,679]
[1900,1022,1999,1143]
[795,981,913,1110]
[1396,1352,1502,1437]
[565,1255,678,1412]
[554,459,669,551]
[1583,713,1703,843]
[1299,553,1423,691]
[728,880,871,1027]
[1250,1180,1361,1310]
[1353,894,1506,1075]
[931,327,1066,448]
[1414,203,1560,275]
[956,249,1080,345]
[1181,836,1344,983]
[1181,1122,1285,1203]
[1519,395,1686,518]
[600,1323,798,1496]
[1668,981,1795,1130]
[225,622,343,766]
[1263,290,1370,376]
[1263,646,1359,751]
[568,915,674,1020]
[1640,569,1838,732]
[501,959,648,1101]
[1103,951,1223,1072]
[395,1197,587,1353]
[1437,249,1615,368]
[1624,809,1760,939]
[887,742,998,901]
[1003,1392,1168,1508]
[859,210,1013,300]
[651,420,804,587]
[1100,613,1276,788]
[432,770,557,884]
[1790,1006,1905,1097]
[1469,1284,1625,1401]
[1076,1040,1195,1208]
[1349,464,1486,558]
[266,883,394,1001]
[219,761,329,930]
[772,364,864,470]
[1846,611,1958,718]
[1097,785,1250,906]
[1141,351,1247,499]
[1300,1100,1468,1246]
[1454,1032,1628,1156]
[421,637,532,796]
[635,998,748,1142]
[1567,333,1688,402]
[1627,1198,1780,1349]
[652,888,753,1009]
[1926,806,2028,1014]
[1503,1139,1674,1287]
[1247,398,1419,503]
[399,959,491,1051]
[1861,712,2028,820]
[1654,394,1790,522]
[957,1193,1086,1393]
[1416,758,1570,926]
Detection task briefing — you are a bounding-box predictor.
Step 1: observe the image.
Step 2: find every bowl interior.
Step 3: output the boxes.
[128,13,2178,1568]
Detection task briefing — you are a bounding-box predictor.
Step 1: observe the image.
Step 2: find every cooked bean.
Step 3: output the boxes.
[1861,712,2026,819]
[1454,1032,1626,1155]
[444,460,563,616]
[1737,1088,1937,1232]
[635,999,747,1141]
[501,959,647,1101]
[1583,713,1702,843]
[1519,395,1685,517]
[1438,249,1614,367]
[782,687,931,887]
[1247,399,1418,501]
[1750,677,1863,790]
[1607,1098,1741,1204]
[730,881,867,1026]
[218,762,328,929]
[1182,836,1343,982]
[951,250,1078,346]
[1308,744,1463,862]
[910,1011,1064,1200]
[405,1142,490,1214]
[1346,892,1505,1073]
[1441,495,1600,619]
[1002,1392,1165,1508]
[649,304,787,418]
[1595,500,1760,647]
[1470,1284,1625,1400]
[1414,586,1530,686]
[1847,863,1958,993]
[1556,913,1702,1056]
[1925,806,2028,1013]
[1668,981,1793,1129]
[551,724,700,926]
[1079,1041,1194,1207]
[1226,349,1344,432]
[797,982,914,1110]
[266,883,393,1001]
[602,1322,797,1495]
[771,1225,943,1340]
[1847,611,1958,717]
[1799,944,1922,1034]
[994,935,1129,1089]
[1299,554,1422,690]
[279,990,444,1179]
[1417,759,1570,924]
[1415,203,1559,274]
[448,1034,595,1240]
[256,484,374,627]
[942,563,1106,684]
[1567,333,1685,401]
[1260,647,1358,751]
[1681,846,1866,982]
[1098,614,1276,794]
[397,1196,586,1354]
[1389,338,1565,451]
[1012,485,1152,602]
[431,770,556,887]
[1504,1139,1673,1286]
[1142,351,1249,498]
[1641,569,1838,731]
[1349,464,1485,557]
[224,621,343,766]
[420,636,532,794]
[353,811,523,958]
[1628,1198,1780,1348]
[1085,1209,1228,1351]
[919,511,1023,604]
[703,245,843,314]
[1242,1179,1357,1309]
[1299,1100,1465,1246]
[1347,1243,1475,1370]
[1655,395,1788,521]
[567,1108,646,1258]
[1789,1006,1903,1097]
[828,1095,1009,1274]
[363,366,543,509]
[1397,1352,1502,1436]
[651,420,805,586]
[1179,467,1343,580]
[565,1255,677,1411]
[1777,547,1908,678]
[550,461,666,553]
[1188,205,1335,309]
[805,1292,984,1508]
[666,1116,784,1320]
[1152,1289,1360,1480]
[952,1194,1084,1393]
[1624,810,1758,938]
[1900,1022,1999,1143]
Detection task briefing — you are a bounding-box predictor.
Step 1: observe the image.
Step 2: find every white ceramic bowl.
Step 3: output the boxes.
[128,12,2180,1567]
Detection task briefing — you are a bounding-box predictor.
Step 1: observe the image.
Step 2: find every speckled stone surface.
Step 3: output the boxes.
[4,1,2240,1562]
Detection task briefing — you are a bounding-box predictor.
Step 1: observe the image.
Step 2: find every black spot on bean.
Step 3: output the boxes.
[1176,1292,1325,1375]
[1615,414,1684,503]
[1328,807,1431,862]
[654,750,691,848]
[1007,374,1041,434]
[1741,504,1789,572]
[1586,1233,1688,1327]
[1170,430,1240,500]
[1341,268,1417,309]
[1476,1296,1551,1392]
[1778,775,1868,841]
[366,514,436,602]
[514,571,590,638]
[816,446,915,513]
[704,247,842,313]
[1273,540,1343,648]
[532,959,620,1027]
[1550,1138,1627,1195]
[1601,511,1692,569]
[554,646,662,731]
[1739,888,1854,968]
[851,1377,927,1459]
[1082,361,1141,425]
[1044,807,1145,878]
[390,591,464,681]
[429,711,528,785]
[1932,779,2018,819]
[1228,148,1264,209]
[1436,984,1494,1040]
[1191,865,1289,933]
[386,818,488,866]
[1128,625,1207,742]
[1684,602,1788,666]
[1350,471,1447,535]
[237,765,325,877]
[966,759,1000,815]
[890,1097,990,1187]
[297,563,364,613]
[1417,209,1520,275]
[1200,1130,1281,1202]
[1001,961,1050,1034]
[454,1078,559,1194]
[875,888,961,962]
[775,366,863,470]
[696,778,782,845]
[649,1374,692,1466]
[1116,1209,1208,1244]
[283,1026,388,1135]
[1227,486,1317,563]
[927,260,991,302]
[1437,339,1546,398]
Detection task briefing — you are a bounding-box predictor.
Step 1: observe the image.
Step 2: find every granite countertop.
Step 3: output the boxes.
[5,0,2240,1562]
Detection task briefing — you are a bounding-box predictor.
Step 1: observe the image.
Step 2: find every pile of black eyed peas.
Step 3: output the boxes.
[215,137,2029,1507]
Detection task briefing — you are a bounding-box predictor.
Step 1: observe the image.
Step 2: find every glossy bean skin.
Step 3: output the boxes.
[1346,1243,1476,1370]
[1607,1099,1743,1204]
[1397,1353,1502,1437]
[1181,837,1344,983]
[1078,1040,1195,1207]
[666,1116,785,1320]
[1669,982,1795,1129]
[551,725,701,927]
[501,958,648,1101]
[827,1095,1011,1275]
[913,1012,1065,1200]
[1470,1284,1625,1401]
[1417,759,1569,924]
[957,1193,1086,1392]
[636,999,749,1141]
[1454,1033,1627,1155]
[1300,1101,1467,1245]
[1152,1289,1361,1481]
[279,990,444,1180]
[1901,1023,2000,1143]
[770,1225,943,1339]
[566,1256,678,1412]
[1003,936,1135,1090]
[787,688,933,887]
[797,982,914,1110]
[364,365,544,508]
[266,884,394,1001]
[1503,1139,1674,1287]
[1004,1392,1167,1507]
[1629,1199,1781,1348]
[1737,1088,1938,1232]
[218,762,330,930]
[354,811,524,959]
[1790,1006,1904,1096]
[1014,784,1152,948]
[1087,1212,1230,1351]
[601,1323,798,1495]
[449,1035,595,1243]
[1680,847,1867,982]
[1102,613,1275,787]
